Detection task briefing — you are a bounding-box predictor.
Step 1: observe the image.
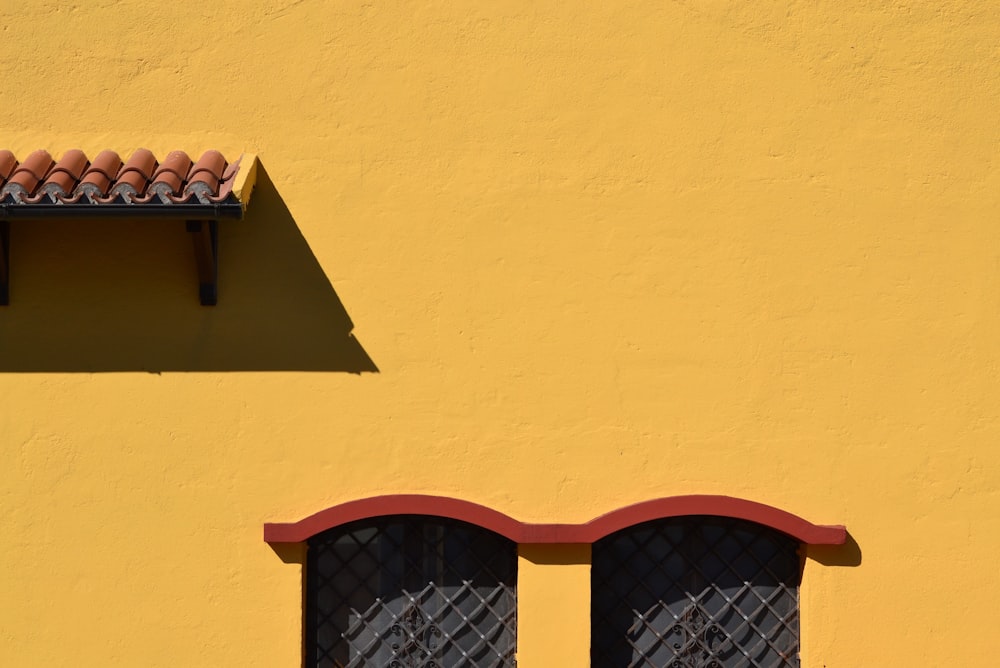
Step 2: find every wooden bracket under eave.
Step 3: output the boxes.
[186,220,218,306]
[0,220,9,305]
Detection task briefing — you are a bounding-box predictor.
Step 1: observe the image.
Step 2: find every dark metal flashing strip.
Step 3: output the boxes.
[0,202,243,219]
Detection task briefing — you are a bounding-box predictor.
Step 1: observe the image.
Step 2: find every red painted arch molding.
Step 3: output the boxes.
[263,495,846,545]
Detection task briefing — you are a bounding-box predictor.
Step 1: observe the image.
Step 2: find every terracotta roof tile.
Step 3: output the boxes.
[0,151,18,182]
[216,155,244,201]
[3,150,54,199]
[17,150,54,180]
[77,150,123,200]
[185,150,228,202]
[34,149,89,200]
[110,149,157,202]
[0,149,250,209]
[147,152,195,204]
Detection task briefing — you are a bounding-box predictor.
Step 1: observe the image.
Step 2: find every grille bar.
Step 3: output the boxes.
[307,516,517,667]
[592,516,800,668]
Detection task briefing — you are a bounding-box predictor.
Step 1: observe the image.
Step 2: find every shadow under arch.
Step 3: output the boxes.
[0,162,376,373]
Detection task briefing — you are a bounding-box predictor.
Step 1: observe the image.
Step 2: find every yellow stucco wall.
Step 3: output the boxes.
[1,1,998,666]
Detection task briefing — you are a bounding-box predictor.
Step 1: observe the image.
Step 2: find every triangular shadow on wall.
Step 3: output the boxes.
[0,163,377,373]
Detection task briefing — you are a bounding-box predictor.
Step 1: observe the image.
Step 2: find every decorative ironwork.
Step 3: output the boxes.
[592,516,801,668]
[388,603,442,667]
[307,516,517,668]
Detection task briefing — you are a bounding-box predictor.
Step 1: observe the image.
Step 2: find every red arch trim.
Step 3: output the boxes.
[263,494,846,545]
[264,495,526,544]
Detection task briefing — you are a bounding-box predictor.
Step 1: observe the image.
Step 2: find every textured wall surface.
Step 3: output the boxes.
[1,1,999,665]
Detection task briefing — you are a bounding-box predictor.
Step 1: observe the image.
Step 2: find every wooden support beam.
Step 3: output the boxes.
[186,219,218,305]
[0,220,9,305]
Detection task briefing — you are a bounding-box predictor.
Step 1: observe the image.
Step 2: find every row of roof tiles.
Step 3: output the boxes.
[0,149,244,205]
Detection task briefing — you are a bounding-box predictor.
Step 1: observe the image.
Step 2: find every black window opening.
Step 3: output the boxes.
[306,515,517,668]
[591,516,801,668]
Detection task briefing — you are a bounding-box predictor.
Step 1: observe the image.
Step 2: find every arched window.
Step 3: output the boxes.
[306,515,517,667]
[591,516,801,668]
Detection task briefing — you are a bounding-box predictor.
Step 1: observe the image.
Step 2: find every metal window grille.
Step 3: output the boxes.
[591,516,801,668]
[306,516,517,668]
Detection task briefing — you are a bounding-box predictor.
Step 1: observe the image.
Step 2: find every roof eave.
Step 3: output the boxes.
[0,201,244,220]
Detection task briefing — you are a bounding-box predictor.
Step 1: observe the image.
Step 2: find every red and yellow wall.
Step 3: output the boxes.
[1,1,999,666]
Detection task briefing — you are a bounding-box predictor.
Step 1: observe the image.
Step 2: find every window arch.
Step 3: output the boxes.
[591,516,801,668]
[306,515,517,667]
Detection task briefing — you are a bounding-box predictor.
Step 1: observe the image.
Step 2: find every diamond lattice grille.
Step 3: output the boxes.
[591,516,801,668]
[307,516,517,668]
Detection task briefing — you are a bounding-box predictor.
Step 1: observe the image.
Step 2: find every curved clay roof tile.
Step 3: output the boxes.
[40,150,90,195]
[149,150,192,195]
[112,149,158,198]
[215,155,244,201]
[77,150,123,196]
[0,150,18,182]
[186,150,227,192]
[7,150,54,194]
[117,148,157,179]
[17,150,54,178]
[0,149,248,207]
[53,150,89,178]
[220,157,240,183]
[85,150,123,180]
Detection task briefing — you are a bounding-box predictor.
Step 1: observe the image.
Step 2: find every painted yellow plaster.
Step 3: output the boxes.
[0,1,998,666]
[232,153,259,210]
[517,545,591,667]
